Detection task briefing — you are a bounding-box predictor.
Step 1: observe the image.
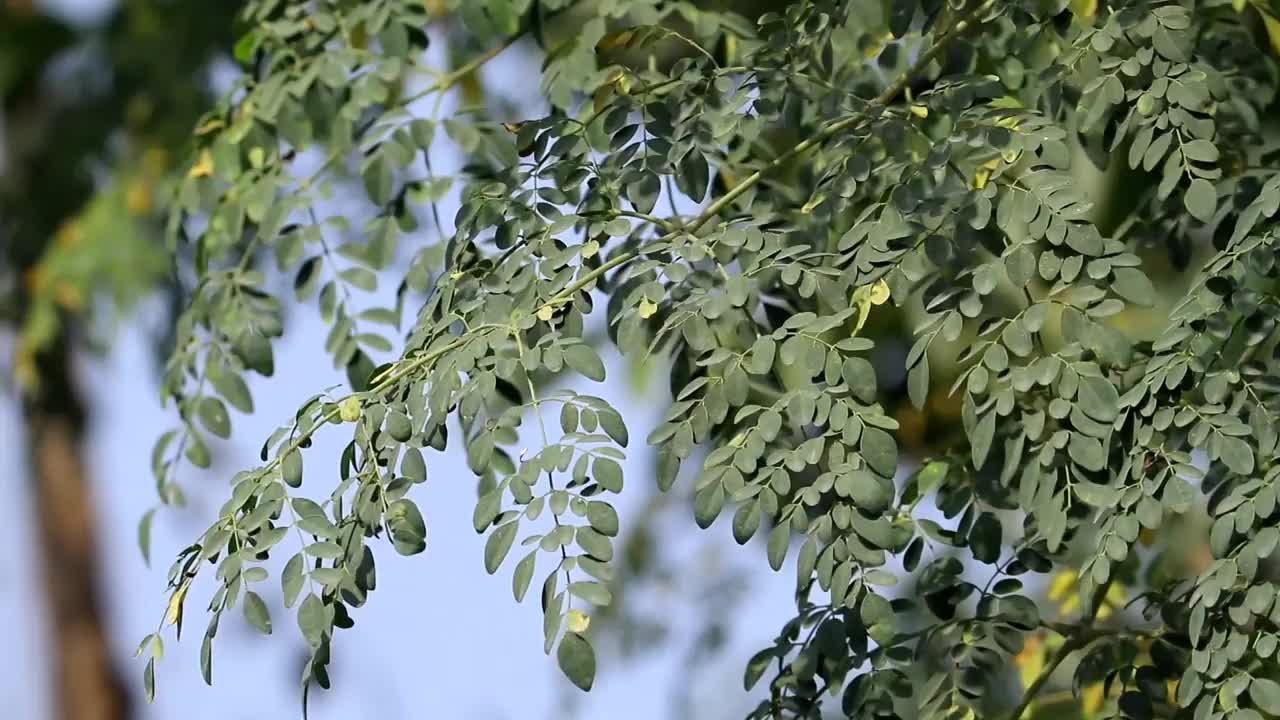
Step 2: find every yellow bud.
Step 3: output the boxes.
[567,609,591,633]
[537,305,556,322]
[339,396,362,423]
[638,298,658,319]
[909,105,929,119]
[188,149,215,179]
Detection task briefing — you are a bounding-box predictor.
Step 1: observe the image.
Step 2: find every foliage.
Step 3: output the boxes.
[146,0,1280,718]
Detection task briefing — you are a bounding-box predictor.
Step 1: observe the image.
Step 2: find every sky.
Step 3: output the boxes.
[0,3,803,717]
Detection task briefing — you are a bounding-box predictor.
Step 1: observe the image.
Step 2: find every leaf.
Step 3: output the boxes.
[401,447,427,483]
[282,553,305,608]
[732,501,760,544]
[363,152,393,206]
[513,551,537,602]
[1069,433,1106,471]
[1111,267,1155,306]
[143,658,155,703]
[676,150,710,202]
[1185,178,1217,223]
[597,407,629,447]
[557,632,596,691]
[197,397,231,438]
[473,489,502,532]
[297,593,327,647]
[568,581,612,606]
[971,412,996,469]
[969,513,1002,564]
[138,509,156,566]
[208,363,254,414]
[1077,376,1120,422]
[387,499,428,555]
[592,457,623,492]
[564,344,606,382]
[1074,481,1119,507]
[585,501,619,536]
[1251,678,1280,715]
[282,450,304,488]
[1220,436,1255,475]
[243,591,272,635]
[860,427,898,477]
[907,355,930,410]
[484,521,519,574]
[767,522,790,571]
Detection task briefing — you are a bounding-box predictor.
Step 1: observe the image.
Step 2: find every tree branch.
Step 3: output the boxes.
[1007,579,1114,720]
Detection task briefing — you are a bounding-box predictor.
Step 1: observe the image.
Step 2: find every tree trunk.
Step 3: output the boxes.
[24,336,132,720]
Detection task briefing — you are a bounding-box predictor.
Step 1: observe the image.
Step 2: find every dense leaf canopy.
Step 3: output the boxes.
[142,0,1280,718]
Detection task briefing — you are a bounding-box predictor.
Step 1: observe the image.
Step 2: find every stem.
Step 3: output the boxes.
[1007,579,1114,720]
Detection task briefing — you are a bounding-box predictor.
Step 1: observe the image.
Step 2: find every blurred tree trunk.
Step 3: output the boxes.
[24,335,131,720]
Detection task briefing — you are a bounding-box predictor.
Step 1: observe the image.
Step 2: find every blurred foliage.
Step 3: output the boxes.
[1,0,239,388]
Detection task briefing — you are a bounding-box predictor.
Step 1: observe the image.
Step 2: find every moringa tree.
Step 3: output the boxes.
[145,0,1280,718]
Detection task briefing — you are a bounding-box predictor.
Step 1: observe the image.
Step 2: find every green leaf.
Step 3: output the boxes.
[363,152,393,206]
[585,501,619,536]
[233,31,262,66]
[860,427,898,477]
[971,412,996,469]
[1069,433,1106,471]
[592,457,623,492]
[1074,481,1119,506]
[513,551,537,602]
[1111,267,1155,306]
[597,407,629,447]
[387,499,427,555]
[197,397,231,438]
[1250,678,1280,715]
[297,593,327,647]
[484,521,519,574]
[473,489,503,532]
[386,410,412,442]
[568,581,612,606]
[401,447,427,483]
[1077,376,1120,422]
[564,344,606,382]
[767,522,790,571]
[208,361,254,414]
[282,553,305,608]
[557,632,596,691]
[732,501,760,544]
[1220,436,1255,475]
[1185,178,1216,223]
[282,450,303,488]
[243,591,272,635]
[968,513,1002,564]
[138,509,155,566]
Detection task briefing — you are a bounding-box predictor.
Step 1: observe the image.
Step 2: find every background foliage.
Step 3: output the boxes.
[118,0,1280,718]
